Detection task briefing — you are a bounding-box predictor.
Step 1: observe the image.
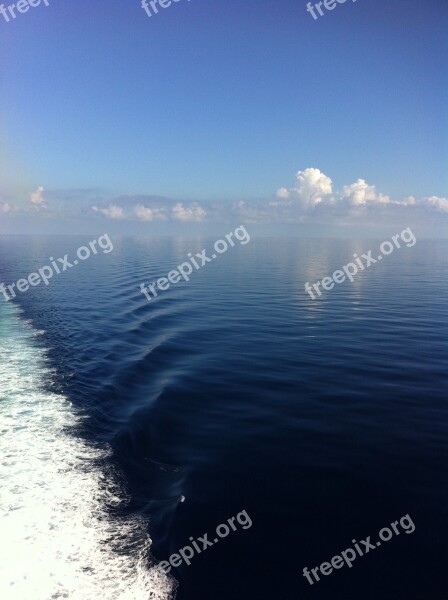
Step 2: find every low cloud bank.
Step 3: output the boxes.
[1,170,447,231]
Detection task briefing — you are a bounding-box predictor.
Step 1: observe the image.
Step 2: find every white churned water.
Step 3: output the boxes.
[0,301,174,600]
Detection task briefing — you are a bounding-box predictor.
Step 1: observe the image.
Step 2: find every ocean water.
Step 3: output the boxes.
[0,236,447,600]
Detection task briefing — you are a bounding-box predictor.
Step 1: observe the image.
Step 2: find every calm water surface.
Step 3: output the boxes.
[0,236,447,600]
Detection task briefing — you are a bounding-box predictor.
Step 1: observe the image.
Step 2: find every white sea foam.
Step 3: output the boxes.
[0,302,175,600]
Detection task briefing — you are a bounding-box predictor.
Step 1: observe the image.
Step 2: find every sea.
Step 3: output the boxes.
[0,235,447,600]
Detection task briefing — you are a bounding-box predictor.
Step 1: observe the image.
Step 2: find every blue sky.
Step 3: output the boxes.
[0,0,447,235]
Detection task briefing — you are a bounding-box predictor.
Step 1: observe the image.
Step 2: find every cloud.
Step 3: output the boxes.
[275,168,333,209]
[275,169,392,212]
[274,167,448,223]
[91,201,207,222]
[133,204,168,221]
[172,202,206,221]
[423,196,448,212]
[16,171,445,233]
[29,186,47,209]
[392,196,417,207]
[89,197,207,223]
[92,205,125,219]
[340,179,390,206]
[0,202,11,214]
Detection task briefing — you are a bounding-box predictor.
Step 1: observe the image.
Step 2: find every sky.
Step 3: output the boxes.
[0,0,447,235]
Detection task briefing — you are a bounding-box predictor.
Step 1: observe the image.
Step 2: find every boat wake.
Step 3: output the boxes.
[0,301,175,600]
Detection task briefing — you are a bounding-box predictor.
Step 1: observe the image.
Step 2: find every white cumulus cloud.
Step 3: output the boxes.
[172,202,206,222]
[341,179,390,206]
[272,167,448,225]
[423,196,448,212]
[276,168,333,209]
[29,186,47,209]
[133,205,168,221]
[92,205,125,219]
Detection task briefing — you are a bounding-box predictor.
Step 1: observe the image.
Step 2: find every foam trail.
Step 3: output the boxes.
[0,301,175,600]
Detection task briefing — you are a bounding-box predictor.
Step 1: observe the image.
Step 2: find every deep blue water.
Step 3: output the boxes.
[1,235,447,600]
